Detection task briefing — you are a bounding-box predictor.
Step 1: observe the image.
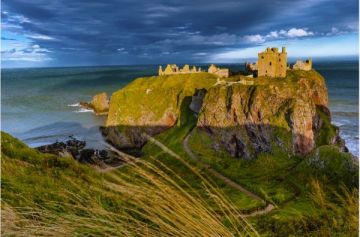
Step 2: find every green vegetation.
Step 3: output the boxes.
[107,72,217,126]
[1,131,259,236]
[188,128,358,236]
[315,107,338,146]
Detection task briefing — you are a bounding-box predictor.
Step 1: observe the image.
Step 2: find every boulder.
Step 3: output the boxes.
[80,92,109,115]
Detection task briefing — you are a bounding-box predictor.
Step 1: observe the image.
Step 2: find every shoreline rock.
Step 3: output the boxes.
[80,92,109,115]
[36,136,124,167]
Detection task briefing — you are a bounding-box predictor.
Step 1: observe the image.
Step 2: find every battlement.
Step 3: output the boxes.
[207,64,230,78]
[159,64,202,75]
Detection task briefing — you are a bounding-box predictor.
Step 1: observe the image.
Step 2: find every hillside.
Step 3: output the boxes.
[103,73,217,149]
[1,131,258,236]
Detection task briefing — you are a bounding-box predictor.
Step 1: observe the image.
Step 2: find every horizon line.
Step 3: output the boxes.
[2,55,358,69]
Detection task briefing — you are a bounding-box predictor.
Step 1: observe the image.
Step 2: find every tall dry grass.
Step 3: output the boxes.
[2,140,259,236]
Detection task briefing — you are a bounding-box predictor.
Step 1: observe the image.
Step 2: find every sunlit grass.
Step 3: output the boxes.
[1,131,258,236]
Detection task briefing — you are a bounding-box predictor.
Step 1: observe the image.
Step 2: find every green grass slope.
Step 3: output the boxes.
[1,131,259,236]
[188,128,358,236]
[107,72,217,126]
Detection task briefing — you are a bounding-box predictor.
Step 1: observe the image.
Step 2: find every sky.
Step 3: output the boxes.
[1,0,359,68]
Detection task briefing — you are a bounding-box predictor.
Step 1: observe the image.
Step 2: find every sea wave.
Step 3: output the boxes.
[74,108,93,113]
[68,102,80,107]
[332,111,359,117]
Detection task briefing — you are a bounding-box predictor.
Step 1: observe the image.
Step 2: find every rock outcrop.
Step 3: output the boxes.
[103,70,345,159]
[80,92,109,115]
[36,136,122,166]
[103,73,217,149]
[197,70,343,158]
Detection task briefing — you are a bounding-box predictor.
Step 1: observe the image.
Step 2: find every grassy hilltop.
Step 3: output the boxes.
[2,70,358,236]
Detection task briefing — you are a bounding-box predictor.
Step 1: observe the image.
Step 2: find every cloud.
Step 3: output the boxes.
[1,0,358,66]
[26,34,55,40]
[286,28,314,37]
[1,37,16,41]
[243,34,265,43]
[193,52,208,56]
[1,43,52,62]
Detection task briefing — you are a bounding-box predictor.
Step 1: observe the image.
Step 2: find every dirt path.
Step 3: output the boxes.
[182,129,275,216]
[183,131,263,201]
[143,131,275,217]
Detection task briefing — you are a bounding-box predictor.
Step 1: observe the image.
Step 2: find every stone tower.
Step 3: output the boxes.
[258,47,287,78]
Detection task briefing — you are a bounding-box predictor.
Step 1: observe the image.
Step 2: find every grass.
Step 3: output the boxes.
[141,120,265,212]
[107,73,217,126]
[185,127,358,236]
[188,128,299,204]
[1,131,259,236]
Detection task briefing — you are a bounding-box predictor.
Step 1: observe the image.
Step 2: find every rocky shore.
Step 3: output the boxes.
[36,135,124,167]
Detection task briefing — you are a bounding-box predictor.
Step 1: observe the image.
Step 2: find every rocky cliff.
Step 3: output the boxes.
[103,73,217,149]
[197,70,344,158]
[104,70,345,158]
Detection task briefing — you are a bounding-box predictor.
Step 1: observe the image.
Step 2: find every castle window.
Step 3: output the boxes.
[269,62,272,66]
[261,56,264,59]
[279,59,281,62]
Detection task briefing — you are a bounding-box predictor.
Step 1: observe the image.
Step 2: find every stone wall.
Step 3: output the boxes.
[293,59,312,71]
[159,64,202,75]
[207,64,230,78]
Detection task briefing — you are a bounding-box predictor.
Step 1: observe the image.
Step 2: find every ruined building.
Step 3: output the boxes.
[293,59,312,71]
[245,62,258,76]
[158,64,202,76]
[208,64,230,78]
[258,47,287,78]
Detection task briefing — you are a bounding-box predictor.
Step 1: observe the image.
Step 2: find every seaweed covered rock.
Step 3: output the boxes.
[197,70,342,158]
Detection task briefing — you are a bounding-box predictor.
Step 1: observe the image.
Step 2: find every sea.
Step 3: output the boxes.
[1,61,359,156]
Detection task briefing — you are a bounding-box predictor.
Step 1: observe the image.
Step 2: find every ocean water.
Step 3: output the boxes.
[1,62,358,156]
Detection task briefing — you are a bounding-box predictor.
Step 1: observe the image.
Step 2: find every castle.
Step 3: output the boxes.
[258,47,287,78]
[246,47,312,77]
[159,47,312,79]
[158,64,230,78]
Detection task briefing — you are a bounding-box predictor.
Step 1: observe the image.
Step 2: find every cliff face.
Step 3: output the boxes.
[197,70,341,158]
[104,73,217,149]
[104,70,343,158]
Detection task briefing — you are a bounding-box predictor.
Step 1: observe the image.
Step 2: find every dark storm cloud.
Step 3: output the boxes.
[1,0,358,66]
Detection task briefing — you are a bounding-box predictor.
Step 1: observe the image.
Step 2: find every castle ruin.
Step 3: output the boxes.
[159,64,202,76]
[245,47,313,78]
[293,59,312,71]
[207,64,230,78]
[257,47,287,78]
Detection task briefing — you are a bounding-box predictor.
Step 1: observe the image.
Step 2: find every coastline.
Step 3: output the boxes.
[1,63,358,157]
